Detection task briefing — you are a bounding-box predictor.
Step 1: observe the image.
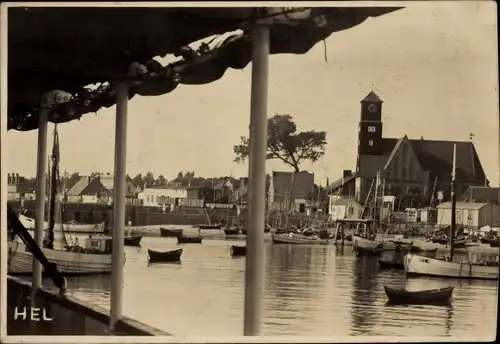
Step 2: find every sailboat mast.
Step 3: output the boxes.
[450,144,457,260]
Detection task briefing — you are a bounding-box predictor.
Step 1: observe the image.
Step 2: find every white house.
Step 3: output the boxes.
[436,202,500,229]
[328,196,363,221]
[138,184,188,207]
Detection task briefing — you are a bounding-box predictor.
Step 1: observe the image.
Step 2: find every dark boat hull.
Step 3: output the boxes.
[410,246,438,253]
[177,235,203,244]
[160,227,183,237]
[148,248,183,263]
[379,260,404,270]
[230,245,246,257]
[224,228,241,235]
[384,285,454,305]
[489,239,499,247]
[124,235,142,247]
[198,224,223,230]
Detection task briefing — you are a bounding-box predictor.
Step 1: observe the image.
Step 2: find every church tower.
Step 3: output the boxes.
[357,91,384,169]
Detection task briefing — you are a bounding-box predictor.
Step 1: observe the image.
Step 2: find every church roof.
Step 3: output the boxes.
[361,91,383,103]
[359,137,488,185]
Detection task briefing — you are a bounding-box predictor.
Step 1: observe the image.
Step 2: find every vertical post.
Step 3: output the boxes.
[450,144,457,260]
[244,24,270,336]
[110,82,129,330]
[33,109,48,292]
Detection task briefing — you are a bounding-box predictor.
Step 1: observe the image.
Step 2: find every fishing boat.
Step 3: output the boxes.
[124,235,142,247]
[177,235,203,244]
[230,245,246,257]
[7,125,115,276]
[160,227,184,237]
[147,248,183,263]
[271,233,329,245]
[378,259,404,270]
[384,285,454,305]
[199,223,223,230]
[18,214,106,234]
[404,145,499,280]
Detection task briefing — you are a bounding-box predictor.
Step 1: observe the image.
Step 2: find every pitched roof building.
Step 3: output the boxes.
[330,90,489,206]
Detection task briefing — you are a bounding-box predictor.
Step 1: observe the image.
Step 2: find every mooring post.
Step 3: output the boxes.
[110,82,129,331]
[243,23,270,336]
[33,107,48,293]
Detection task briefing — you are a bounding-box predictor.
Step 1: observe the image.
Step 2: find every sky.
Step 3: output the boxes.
[5,1,499,186]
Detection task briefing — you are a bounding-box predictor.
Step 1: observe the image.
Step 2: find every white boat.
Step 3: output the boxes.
[7,238,116,275]
[404,252,499,280]
[271,233,329,245]
[18,214,105,234]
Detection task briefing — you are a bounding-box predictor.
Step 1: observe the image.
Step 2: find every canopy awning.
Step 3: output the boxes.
[7,6,403,131]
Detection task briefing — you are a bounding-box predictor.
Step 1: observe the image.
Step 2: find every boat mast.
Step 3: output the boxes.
[450,144,457,260]
[46,125,60,249]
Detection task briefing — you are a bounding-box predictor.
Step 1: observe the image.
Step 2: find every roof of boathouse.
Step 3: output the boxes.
[7,6,403,131]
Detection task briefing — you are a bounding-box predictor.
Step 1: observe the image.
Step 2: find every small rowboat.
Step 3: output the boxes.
[198,223,223,230]
[124,235,142,247]
[379,260,404,270]
[160,227,183,238]
[177,235,202,244]
[148,248,183,263]
[271,234,329,245]
[224,228,241,235]
[384,285,454,305]
[489,239,499,248]
[410,246,438,253]
[230,245,246,257]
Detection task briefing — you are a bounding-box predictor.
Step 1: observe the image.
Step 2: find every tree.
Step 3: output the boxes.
[131,173,143,186]
[143,171,155,187]
[177,171,184,180]
[233,114,327,172]
[156,174,167,185]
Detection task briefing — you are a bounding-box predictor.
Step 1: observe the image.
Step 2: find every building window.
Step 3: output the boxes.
[368,140,374,146]
[368,126,376,132]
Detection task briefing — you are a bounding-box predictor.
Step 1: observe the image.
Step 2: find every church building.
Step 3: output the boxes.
[328,91,489,209]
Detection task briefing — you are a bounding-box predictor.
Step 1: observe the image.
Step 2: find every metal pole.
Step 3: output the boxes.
[243,24,270,336]
[110,82,129,330]
[33,109,48,292]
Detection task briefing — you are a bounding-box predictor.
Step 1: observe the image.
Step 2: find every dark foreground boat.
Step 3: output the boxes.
[489,239,499,248]
[198,223,223,230]
[384,285,454,305]
[230,245,246,257]
[148,248,183,263]
[160,227,184,238]
[124,235,143,247]
[378,259,404,270]
[177,235,203,244]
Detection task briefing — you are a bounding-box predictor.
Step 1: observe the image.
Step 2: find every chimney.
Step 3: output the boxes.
[421,136,424,140]
[7,173,11,185]
[16,173,20,186]
[343,170,352,178]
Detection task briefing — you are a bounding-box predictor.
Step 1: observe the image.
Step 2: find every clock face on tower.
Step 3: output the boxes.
[367,103,377,113]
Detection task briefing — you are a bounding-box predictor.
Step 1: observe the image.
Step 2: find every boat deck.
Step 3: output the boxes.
[6,276,171,336]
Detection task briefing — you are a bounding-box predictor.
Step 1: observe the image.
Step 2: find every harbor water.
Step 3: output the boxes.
[29,233,498,339]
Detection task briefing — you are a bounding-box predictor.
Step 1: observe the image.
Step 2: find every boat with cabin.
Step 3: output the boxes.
[403,144,499,280]
[18,214,106,234]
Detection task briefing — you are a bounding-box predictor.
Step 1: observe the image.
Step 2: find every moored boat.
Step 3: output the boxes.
[177,235,203,244]
[18,214,106,234]
[378,259,404,270]
[160,227,184,237]
[224,227,241,235]
[124,235,142,247]
[147,248,183,263]
[230,245,246,257]
[271,233,329,245]
[384,285,454,305]
[489,239,499,248]
[410,245,438,253]
[198,223,223,230]
[404,252,499,280]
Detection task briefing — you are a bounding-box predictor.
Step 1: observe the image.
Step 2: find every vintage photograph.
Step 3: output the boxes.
[2,1,498,341]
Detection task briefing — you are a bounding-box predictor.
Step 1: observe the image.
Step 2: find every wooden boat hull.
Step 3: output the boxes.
[7,241,114,275]
[353,236,412,252]
[379,260,405,270]
[404,253,499,280]
[148,248,182,263]
[489,239,499,248]
[271,234,329,245]
[198,223,223,230]
[160,227,183,237]
[230,245,246,257]
[177,235,203,244]
[384,285,454,305]
[124,235,142,247]
[224,228,241,235]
